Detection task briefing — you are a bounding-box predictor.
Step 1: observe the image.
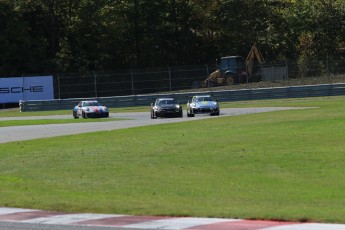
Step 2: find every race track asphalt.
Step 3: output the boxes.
[0,107,300,144]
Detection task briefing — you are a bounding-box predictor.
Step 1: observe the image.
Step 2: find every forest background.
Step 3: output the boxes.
[0,0,344,76]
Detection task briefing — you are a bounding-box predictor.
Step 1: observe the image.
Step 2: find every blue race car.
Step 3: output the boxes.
[73,100,109,118]
[187,95,220,117]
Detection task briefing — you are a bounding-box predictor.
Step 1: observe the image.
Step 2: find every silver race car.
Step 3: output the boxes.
[187,95,220,117]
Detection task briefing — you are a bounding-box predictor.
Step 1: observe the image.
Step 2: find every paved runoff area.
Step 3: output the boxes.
[0,207,344,230]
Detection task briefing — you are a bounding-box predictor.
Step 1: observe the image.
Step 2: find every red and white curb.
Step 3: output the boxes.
[0,207,344,230]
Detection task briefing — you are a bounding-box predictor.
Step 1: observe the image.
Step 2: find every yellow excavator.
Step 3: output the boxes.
[202,43,265,87]
[246,43,265,78]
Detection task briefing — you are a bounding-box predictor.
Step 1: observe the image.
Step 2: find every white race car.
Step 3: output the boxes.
[73,100,109,118]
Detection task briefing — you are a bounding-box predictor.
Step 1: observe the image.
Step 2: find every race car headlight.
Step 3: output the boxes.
[175,105,180,111]
[86,108,90,111]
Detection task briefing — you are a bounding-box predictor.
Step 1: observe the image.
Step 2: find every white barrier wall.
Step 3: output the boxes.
[0,76,54,103]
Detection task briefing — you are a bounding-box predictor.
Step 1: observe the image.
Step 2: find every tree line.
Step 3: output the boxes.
[0,0,344,76]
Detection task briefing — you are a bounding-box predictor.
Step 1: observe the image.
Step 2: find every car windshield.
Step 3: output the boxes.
[83,101,101,106]
[195,97,212,102]
[158,99,176,105]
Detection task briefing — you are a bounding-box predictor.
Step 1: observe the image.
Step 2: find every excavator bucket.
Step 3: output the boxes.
[205,69,222,82]
[246,43,265,76]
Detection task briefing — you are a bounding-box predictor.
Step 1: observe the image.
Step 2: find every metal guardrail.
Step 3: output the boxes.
[19,83,345,112]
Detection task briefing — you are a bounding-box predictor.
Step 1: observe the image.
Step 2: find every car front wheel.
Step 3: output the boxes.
[151,110,157,119]
[73,112,79,119]
[187,108,194,117]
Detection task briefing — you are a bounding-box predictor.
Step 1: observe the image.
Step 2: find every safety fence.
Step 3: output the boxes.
[52,59,345,99]
[20,83,345,112]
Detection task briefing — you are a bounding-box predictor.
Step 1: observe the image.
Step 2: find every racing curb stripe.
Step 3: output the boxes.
[75,215,173,227]
[186,219,299,230]
[1,207,345,230]
[0,207,40,215]
[0,210,66,221]
[22,213,125,224]
[120,217,238,229]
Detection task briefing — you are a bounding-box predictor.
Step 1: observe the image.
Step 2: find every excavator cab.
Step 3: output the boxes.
[201,43,264,87]
[220,56,246,76]
[218,56,247,85]
[204,56,247,86]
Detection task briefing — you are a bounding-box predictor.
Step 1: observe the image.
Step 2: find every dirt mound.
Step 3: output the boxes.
[184,74,345,93]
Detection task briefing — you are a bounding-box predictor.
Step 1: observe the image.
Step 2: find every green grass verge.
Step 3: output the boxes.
[1,96,345,223]
[0,118,124,127]
[0,109,71,117]
[0,106,149,117]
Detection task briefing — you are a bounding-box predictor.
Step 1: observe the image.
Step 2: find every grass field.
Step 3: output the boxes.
[0,106,149,117]
[0,118,126,127]
[0,97,345,223]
